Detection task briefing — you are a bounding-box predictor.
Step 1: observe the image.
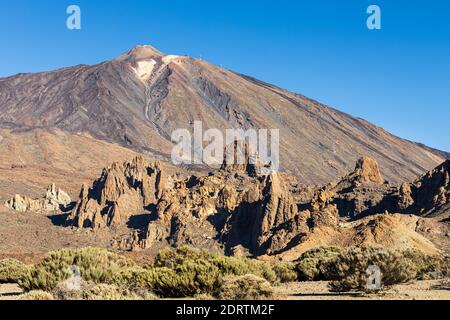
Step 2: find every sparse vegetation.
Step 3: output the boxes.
[113,246,278,298]
[0,259,30,284]
[19,290,54,300]
[402,249,450,280]
[155,246,277,283]
[113,263,220,298]
[19,247,135,292]
[81,283,144,300]
[51,278,158,300]
[8,244,450,300]
[295,246,343,281]
[324,246,417,292]
[218,274,275,300]
[272,262,297,283]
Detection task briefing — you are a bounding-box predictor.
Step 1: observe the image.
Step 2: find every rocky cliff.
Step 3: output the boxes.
[68,153,450,257]
[68,156,169,229]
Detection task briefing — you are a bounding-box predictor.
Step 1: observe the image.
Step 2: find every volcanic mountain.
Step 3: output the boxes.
[0,44,445,188]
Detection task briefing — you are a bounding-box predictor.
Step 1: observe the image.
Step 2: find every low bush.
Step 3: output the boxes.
[19,248,135,292]
[19,290,54,300]
[437,279,450,290]
[0,259,30,284]
[217,274,275,300]
[113,264,220,298]
[52,278,158,301]
[295,246,343,281]
[111,246,279,298]
[81,283,144,300]
[212,255,277,284]
[272,262,297,283]
[401,249,440,280]
[402,250,450,280]
[155,246,277,283]
[324,246,417,292]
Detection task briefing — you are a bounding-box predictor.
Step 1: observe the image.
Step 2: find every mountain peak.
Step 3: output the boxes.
[117,44,164,62]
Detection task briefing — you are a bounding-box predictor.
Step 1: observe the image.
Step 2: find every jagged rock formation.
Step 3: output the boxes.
[297,158,450,221]
[68,155,450,257]
[5,184,71,213]
[68,156,169,229]
[301,157,396,219]
[400,160,450,216]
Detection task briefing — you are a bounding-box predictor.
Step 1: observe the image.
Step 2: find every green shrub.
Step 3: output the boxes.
[19,290,54,300]
[52,279,158,301]
[295,246,343,281]
[154,246,211,268]
[112,266,156,291]
[0,259,30,284]
[212,255,277,283]
[52,281,84,300]
[402,250,450,280]
[113,264,220,298]
[272,262,297,283]
[19,248,134,292]
[151,264,221,298]
[324,246,417,292]
[218,274,275,300]
[154,246,277,283]
[401,249,441,280]
[81,284,143,300]
[111,246,278,298]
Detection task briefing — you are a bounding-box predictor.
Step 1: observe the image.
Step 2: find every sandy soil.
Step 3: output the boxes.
[0,208,113,261]
[275,280,450,300]
[1,281,449,301]
[0,284,22,300]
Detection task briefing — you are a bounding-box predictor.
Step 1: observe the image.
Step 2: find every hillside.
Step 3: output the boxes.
[0,45,445,185]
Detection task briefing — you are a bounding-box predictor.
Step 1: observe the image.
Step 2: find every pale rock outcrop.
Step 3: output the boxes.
[5,184,71,213]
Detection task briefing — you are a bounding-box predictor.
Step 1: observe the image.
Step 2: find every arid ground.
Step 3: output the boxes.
[2,281,449,301]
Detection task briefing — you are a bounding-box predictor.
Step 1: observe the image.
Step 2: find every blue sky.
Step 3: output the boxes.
[0,0,449,151]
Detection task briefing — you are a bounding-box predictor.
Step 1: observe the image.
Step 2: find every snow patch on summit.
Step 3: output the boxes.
[133,60,156,81]
[162,55,180,64]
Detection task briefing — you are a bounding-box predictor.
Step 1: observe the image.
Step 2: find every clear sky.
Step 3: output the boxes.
[0,0,449,151]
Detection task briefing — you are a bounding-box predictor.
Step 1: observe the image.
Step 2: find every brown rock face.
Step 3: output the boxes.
[68,155,450,257]
[68,156,168,229]
[409,160,450,216]
[397,182,414,210]
[5,184,71,213]
[352,156,385,185]
[300,157,395,219]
